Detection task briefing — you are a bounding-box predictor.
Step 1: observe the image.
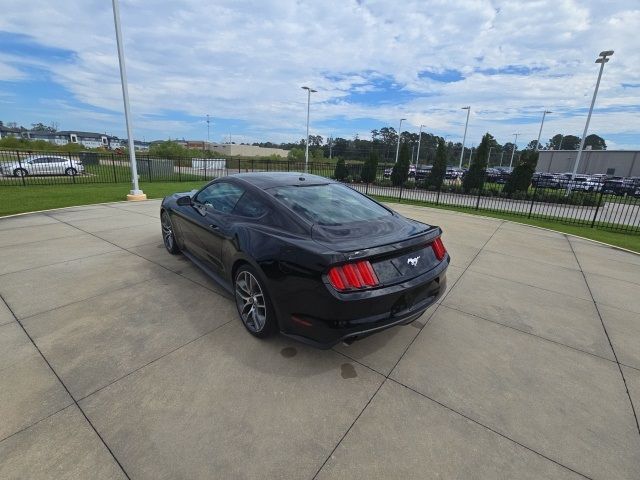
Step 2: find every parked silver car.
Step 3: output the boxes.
[0,155,84,177]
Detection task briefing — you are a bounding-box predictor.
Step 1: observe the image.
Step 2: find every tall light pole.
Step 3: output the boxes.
[536,110,551,151]
[112,0,145,200]
[499,150,504,167]
[570,50,614,184]
[459,106,470,168]
[509,132,520,168]
[394,118,406,163]
[415,124,425,165]
[301,86,317,173]
[206,114,211,151]
[488,146,494,166]
[557,134,564,150]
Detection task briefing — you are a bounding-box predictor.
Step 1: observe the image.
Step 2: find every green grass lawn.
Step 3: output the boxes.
[0,181,638,253]
[0,181,206,216]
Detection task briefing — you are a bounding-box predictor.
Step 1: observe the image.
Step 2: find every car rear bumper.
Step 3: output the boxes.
[277,260,448,349]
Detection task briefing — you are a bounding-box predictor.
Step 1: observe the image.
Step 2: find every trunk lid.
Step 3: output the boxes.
[313,216,445,286]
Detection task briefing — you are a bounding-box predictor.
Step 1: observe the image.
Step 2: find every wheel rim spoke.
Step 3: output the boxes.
[235,271,266,332]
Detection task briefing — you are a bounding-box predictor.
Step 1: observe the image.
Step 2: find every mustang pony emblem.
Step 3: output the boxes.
[407,256,420,267]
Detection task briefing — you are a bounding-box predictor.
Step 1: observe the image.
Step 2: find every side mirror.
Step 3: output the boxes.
[176,195,192,206]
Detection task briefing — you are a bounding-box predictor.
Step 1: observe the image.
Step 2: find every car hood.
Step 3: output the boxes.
[311,214,432,252]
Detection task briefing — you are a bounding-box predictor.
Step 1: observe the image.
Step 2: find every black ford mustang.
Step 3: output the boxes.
[160,173,449,348]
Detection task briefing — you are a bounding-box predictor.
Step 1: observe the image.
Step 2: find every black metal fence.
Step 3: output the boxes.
[1,149,638,233]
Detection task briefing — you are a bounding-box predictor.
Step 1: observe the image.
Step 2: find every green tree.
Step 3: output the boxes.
[548,134,580,150]
[30,122,57,133]
[149,140,187,157]
[584,134,606,150]
[334,158,348,180]
[463,133,492,193]
[504,149,538,195]
[361,150,379,183]
[287,147,305,162]
[525,140,542,150]
[391,142,410,186]
[427,138,447,188]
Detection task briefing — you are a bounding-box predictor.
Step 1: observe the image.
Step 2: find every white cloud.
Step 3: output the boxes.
[0,0,638,146]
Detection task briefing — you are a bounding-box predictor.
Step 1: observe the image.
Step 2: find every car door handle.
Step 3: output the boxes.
[209,224,219,230]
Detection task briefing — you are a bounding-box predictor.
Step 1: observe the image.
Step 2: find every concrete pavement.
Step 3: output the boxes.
[0,200,639,479]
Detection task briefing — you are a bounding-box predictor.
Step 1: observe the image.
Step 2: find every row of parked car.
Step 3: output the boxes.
[531,172,640,196]
[381,164,640,197]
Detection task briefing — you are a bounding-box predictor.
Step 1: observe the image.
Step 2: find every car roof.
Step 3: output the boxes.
[230,172,334,189]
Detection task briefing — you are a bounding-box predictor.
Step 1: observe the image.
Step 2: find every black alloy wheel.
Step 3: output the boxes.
[161,210,180,254]
[234,265,276,338]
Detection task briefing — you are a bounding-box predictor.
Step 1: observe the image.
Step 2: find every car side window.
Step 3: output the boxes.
[232,191,269,218]
[195,182,244,214]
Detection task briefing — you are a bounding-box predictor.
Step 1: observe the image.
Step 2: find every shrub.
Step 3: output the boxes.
[504,149,538,194]
[463,133,493,193]
[427,138,447,188]
[361,150,379,183]
[334,158,348,180]
[391,143,410,186]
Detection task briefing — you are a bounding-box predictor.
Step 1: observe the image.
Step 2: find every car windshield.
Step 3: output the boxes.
[270,183,391,226]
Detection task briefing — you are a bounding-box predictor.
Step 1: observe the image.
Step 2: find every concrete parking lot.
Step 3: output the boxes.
[0,199,639,479]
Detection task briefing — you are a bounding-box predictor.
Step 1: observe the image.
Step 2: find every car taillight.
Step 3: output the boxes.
[328,260,379,292]
[431,237,447,261]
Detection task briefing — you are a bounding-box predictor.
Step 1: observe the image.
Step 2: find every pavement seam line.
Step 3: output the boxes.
[387,378,594,480]
[0,292,132,480]
[77,318,235,402]
[311,380,386,479]
[48,215,233,299]
[438,303,619,365]
[465,268,591,302]
[566,234,640,436]
[0,403,75,445]
[313,220,505,478]
[0,247,120,278]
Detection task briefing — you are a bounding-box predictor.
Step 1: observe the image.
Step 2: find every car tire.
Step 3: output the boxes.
[65,167,78,176]
[160,210,180,254]
[234,265,277,338]
[13,168,27,177]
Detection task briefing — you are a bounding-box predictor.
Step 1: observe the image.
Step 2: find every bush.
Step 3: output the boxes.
[375,179,392,187]
[402,180,417,189]
[391,143,410,186]
[463,133,492,193]
[427,138,447,188]
[361,150,379,183]
[334,158,348,180]
[504,150,538,194]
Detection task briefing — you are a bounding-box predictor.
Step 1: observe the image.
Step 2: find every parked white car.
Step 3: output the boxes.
[0,155,84,177]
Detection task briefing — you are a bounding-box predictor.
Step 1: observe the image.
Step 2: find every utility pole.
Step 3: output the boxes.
[415,124,424,165]
[509,132,520,168]
[569,50,614,191]
[111,0,145,200]
[301,86,317,173]
[206,114,210,152]
[536,110,551,151]
[459,106,470,169]
[394,118,406,163]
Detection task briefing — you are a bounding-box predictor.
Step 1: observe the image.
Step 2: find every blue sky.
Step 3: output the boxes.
[1,0,639,149]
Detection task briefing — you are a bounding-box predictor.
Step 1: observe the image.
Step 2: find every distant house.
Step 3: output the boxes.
[55,131,113,149]
[0,124,26,139]
[27,131,73,145]
[133,140,150,151]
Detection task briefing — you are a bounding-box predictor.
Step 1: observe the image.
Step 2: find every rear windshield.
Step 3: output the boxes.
[269,183,390,225]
